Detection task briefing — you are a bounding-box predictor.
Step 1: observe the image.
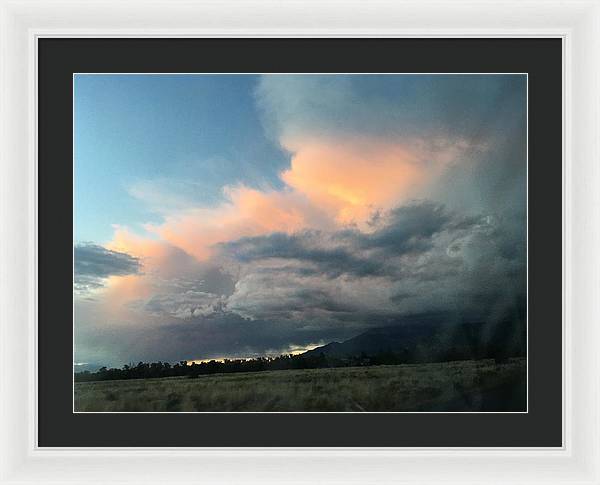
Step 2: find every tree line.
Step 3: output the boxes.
[74,351,436,382]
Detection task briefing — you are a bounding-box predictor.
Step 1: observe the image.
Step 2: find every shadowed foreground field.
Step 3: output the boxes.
[74,358,526,412]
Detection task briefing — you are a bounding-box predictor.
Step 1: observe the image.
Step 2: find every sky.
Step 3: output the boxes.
[74,74,527,368]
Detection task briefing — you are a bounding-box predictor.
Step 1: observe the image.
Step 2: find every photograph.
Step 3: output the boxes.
[73,73,527,413]
[4,0,595,476]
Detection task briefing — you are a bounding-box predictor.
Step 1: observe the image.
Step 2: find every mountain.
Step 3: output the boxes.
[302,319,526,364]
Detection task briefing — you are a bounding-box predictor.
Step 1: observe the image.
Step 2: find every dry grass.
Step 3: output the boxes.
[74,357,526,412]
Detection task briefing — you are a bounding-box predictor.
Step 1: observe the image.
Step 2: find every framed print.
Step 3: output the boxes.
[39,37,559,447]
[1,0,599,484]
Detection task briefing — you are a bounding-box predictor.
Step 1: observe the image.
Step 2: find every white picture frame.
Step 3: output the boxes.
[0,0,598,483]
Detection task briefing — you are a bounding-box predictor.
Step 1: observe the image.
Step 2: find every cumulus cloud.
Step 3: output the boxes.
[257,73,526,221]
[134,75,524,263]
[74,244,141,293]
[141,291,227,319]
[102,230,236,319]
[220,201,525,327]
[137,136,472,261]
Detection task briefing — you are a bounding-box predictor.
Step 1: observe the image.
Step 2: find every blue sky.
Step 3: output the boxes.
[74,74,289,242]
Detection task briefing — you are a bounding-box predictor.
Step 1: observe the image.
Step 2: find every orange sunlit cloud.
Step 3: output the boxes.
[112,136,466,263]
[143,185,318,261]
[74,118,503,334]
[107,227,184,277]
[102,273,154,306]
[100,228,198,315]
[281,138,427,224]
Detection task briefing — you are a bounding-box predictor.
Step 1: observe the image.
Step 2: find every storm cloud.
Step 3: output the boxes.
[74,310,356,366]
[220,200,525,327]
[74,244,141,292]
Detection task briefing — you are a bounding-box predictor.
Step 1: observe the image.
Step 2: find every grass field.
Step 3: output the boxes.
[74,357,526,412]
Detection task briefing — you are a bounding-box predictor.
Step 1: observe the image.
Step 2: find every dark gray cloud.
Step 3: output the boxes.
[221,230,389,278]
[74,244,141,292]
[220,200,525,327]
[353,201,469,254]
[220,201,489,278]
[219,201,451,282]
[74,311,357,366]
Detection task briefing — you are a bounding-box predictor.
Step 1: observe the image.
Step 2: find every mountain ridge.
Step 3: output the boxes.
[301,319,526,363]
